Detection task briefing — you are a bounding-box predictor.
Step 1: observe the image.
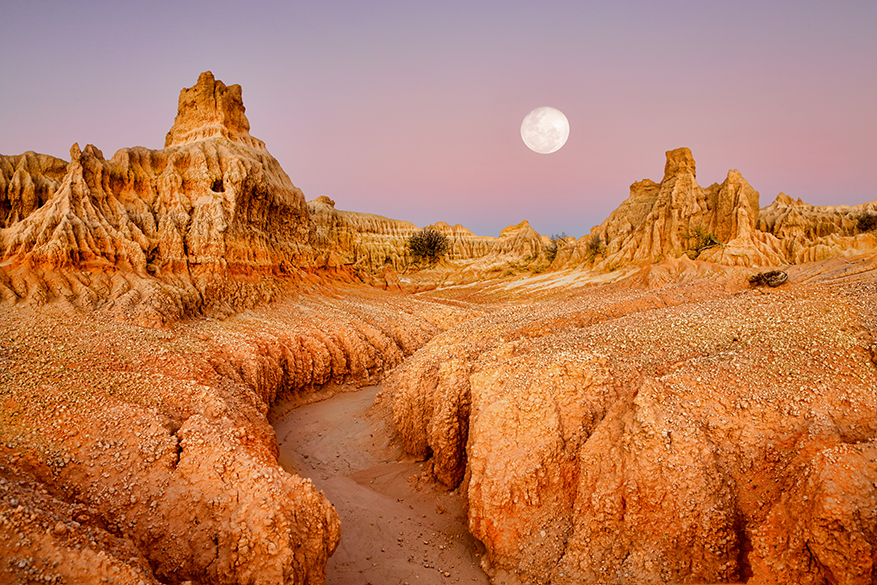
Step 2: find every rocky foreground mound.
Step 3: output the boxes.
[381,257,877,584]
[0,286,474,584]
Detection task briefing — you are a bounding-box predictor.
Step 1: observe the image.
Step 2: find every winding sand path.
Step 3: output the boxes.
[271,387,489,585]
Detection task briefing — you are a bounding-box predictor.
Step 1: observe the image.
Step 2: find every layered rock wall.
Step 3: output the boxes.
[308,196,552,279]
[0,72,315,325]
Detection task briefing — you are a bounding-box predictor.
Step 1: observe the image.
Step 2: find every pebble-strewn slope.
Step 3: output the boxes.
[0,286,476,584]
[381,257,877,584]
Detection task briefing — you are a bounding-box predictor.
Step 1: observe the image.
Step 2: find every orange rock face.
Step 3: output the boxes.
[381,259,877,584]
[0,286,474,584]
[0,71,314,326]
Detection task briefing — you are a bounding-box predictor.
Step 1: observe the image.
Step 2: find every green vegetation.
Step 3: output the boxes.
[684,225,721,259]
[546,232,569,262]
[407,228,449,263]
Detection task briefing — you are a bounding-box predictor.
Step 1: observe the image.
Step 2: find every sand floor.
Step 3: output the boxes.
[271,386,490,585]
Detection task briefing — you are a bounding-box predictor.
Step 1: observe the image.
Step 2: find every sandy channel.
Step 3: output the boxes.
[271,386,490,585]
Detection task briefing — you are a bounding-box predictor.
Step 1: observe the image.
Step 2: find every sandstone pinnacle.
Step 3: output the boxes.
[164,71,265,149]
[662,146,696,181]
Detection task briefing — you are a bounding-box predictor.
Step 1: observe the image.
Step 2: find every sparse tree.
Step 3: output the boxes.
[407,228,449,263]
[546,232,569,262]
[857,211,877,233]
[583,234,605,262]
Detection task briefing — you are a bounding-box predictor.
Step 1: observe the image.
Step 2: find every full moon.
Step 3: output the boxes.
[521,107,569,154]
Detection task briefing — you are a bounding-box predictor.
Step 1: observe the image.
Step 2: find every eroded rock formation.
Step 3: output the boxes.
[758,192,877,263]
[380,259,877,584]
[556,148,876,272]
[0,71,314,326]
[308,196,553,283]
[3,69,877,585]
[0,286,476,584]
[578,147,786,268]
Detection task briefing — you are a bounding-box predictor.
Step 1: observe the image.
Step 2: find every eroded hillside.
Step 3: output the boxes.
[380,257,877,584]
[0,286,477,584]
[1,72,876,585]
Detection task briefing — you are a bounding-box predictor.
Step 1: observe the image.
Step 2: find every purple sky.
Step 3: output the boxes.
[2,1,875,237]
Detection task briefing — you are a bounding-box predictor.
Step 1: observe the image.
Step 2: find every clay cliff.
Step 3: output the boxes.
[0,71,314,326]
[308,196,551,281]
[556,148,876,272]
[380,258,877,584]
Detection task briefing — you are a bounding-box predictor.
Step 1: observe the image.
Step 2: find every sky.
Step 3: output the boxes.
[1,0,875,238]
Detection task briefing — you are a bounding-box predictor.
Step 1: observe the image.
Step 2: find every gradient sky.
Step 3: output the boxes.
[1,0,875,237]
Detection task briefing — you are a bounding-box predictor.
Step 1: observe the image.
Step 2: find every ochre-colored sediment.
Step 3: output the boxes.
[0,71,315,327]
[0,286,474,584]
[2,72,876,585]
[381,258,877,584]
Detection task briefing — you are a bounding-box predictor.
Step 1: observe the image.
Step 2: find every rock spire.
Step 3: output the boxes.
[164,71,265,149]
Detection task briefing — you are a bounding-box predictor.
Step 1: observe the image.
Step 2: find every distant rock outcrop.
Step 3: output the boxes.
[308,195,418,272]
[758,192,877,263]
[307,197,552,281]
[582,147,787,268]
[554,147,876,272]
[0,71,315,325]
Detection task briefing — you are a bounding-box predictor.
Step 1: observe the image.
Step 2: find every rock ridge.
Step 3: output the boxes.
[0,72,315,325]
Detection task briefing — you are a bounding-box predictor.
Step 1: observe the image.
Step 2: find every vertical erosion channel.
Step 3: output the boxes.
[270,386,489,584]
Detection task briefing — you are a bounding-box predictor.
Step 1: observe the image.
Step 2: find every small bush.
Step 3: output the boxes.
[684,225,721,258]
[858,212,877,233]
[584,234,605,262]
[407,228,449,263]
[546,232,569,262]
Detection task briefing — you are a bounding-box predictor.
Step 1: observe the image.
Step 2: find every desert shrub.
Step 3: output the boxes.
[684,225,721,258]
[858,212,877,233]
[749,269,788,288]
[407,228,449,263]
[584,234,605,262]
[546,232,569,262]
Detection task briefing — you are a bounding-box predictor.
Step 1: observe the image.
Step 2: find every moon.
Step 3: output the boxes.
[521,107,569,154]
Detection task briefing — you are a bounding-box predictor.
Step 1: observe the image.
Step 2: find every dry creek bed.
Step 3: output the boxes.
[270,386,489,585]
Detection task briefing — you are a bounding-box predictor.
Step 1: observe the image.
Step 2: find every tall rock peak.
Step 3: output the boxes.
[164,71,264,149]
[663,147,696,181]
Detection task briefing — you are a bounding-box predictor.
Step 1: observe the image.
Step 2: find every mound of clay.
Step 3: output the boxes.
[0,72,314,325]
[381,259,877,584]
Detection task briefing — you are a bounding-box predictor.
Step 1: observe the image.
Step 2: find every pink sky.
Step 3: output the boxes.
[1,0,874,237]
